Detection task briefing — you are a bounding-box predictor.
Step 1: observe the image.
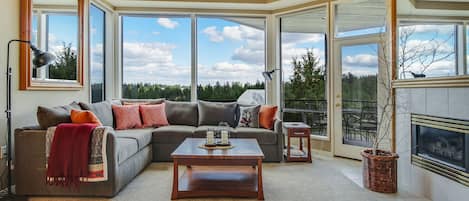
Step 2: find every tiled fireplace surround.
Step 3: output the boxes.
[395,88,469,201]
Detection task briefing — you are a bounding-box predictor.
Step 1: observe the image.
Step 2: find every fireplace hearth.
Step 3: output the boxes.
[411,114,469,186]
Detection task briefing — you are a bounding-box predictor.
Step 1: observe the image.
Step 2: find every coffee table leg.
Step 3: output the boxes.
[171,160,179,200]
[257,159,264,200]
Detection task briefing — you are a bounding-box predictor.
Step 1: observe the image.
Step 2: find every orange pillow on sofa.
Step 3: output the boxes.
[70,109,102,126]
[139,103,169,128]
[259,105,278,129]
[112,105,143,130]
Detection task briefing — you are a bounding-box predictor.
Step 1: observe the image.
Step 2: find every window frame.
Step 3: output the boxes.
[32,10,79,82]
[195,15,267,103]
[89,2,107,103]
[392,18,469,88]
[119,14,192,101]
[118,13,268,102]
[277,4,331,141]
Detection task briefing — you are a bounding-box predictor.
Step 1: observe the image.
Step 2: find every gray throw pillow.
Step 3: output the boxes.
[79,100,115,127]
[237,105,260,128]
[165,101,198,126]
[198,101,238,127]
[37,102,81,130]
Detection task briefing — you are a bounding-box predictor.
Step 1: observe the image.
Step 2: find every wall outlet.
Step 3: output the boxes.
[0,145,7,159]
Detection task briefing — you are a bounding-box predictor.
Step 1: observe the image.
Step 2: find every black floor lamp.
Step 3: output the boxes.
[4,40,55,195]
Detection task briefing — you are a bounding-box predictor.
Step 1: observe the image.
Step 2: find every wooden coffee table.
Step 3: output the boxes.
[170,138,265,200]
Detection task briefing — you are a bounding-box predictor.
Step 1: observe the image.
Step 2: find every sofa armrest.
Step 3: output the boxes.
[274,119,283,134]
[14,127,119,195]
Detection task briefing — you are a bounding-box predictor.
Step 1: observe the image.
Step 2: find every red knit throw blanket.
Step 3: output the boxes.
[46,123,97,187]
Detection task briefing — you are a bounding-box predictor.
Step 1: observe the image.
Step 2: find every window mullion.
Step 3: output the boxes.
[191,14,198,102]
[456,25,465,75]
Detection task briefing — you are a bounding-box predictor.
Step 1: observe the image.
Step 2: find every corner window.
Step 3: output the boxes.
[280,7,328,137]
[398,22,465,79]
[197,17,265,103]
[90,4,106,103]
[121,15,192,101]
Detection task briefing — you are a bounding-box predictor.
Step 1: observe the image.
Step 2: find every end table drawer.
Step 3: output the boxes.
[288,129,310,137]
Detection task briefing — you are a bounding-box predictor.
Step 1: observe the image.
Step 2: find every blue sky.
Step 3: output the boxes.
[122,16,266,86]
[34,11,466,86]
[90,5,105,85]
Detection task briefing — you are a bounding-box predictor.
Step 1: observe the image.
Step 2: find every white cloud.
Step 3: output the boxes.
[122,42,192,85]
[152,31,160,36]
[342,67,378,77]
[400,24,454,34]
[282,47,324,66]
[343,54,378,68]
[202,26,224,42]
[222,25,263,41]
[282,33,324,48]
[157,18,179,29]
[198,61,264,85]
[232,46,264,65]
[401,39,454,55]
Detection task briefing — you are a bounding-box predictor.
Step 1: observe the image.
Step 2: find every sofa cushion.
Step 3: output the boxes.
[37,102,81,130]
[237,105,260,128]
[193,126,235,138]
[152,125,195,144]
[79,100,114,127]
[234,127,278,145]
[259,105,278,130]
[114,128,153,151]
[70,109,102,126]
[112,105,143,130]
[140,103,169,128]
[165,101,198,126]
[198,101,238,127]
[116,138,139,165]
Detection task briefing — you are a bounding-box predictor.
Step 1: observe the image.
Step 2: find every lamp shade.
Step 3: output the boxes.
[262,71,273,80]
[30,45,56,68]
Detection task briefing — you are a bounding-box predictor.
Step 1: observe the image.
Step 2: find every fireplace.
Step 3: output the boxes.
[411,114,469,186]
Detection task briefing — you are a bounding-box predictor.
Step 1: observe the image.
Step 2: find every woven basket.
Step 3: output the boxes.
[361,149,399,193]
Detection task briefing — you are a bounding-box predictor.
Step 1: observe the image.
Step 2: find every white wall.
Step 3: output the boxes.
[395,87,469,201]
[0,0,89,187]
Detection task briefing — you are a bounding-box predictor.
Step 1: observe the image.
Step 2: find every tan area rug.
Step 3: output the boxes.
[28,156,428,201]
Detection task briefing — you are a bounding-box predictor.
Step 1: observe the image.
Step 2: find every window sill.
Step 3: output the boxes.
[310,135,329,141]
[392,75,469,88]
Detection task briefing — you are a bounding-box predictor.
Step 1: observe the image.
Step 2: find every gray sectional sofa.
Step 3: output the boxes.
[14,99,283,197]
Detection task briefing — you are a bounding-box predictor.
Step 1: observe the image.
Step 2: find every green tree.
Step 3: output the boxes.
[48,43,77,80]
[287,49,326,102]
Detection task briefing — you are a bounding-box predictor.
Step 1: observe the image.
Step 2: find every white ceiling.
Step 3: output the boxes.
[105,0,316,10]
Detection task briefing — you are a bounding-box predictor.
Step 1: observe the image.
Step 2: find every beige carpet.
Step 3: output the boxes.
[28,155,429,201]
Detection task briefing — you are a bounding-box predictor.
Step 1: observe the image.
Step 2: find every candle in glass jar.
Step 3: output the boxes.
[221,130,229,144]
[206,130,214,144]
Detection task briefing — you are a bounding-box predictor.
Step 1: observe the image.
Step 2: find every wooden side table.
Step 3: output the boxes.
[283,122,312,162]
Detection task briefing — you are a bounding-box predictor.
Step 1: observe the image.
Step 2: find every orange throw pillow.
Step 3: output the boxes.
[70,109,102,126]
[259,105,278,129]
[112,105,143,130]
[139,103,169,128]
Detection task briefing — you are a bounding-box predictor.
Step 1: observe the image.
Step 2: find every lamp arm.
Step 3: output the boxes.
[5,39,30,195]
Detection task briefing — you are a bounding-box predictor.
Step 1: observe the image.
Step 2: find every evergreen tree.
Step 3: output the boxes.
[48,43,77,80]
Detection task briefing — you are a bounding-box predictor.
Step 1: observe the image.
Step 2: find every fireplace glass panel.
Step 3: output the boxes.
[417,126,465,170]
